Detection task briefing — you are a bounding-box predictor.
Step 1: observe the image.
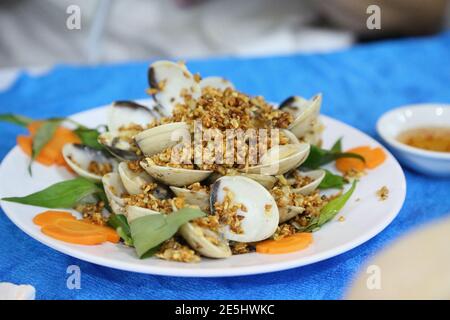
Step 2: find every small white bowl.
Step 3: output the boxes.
[376,104,450,177]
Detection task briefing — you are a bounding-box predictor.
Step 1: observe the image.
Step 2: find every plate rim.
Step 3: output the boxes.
[0,105,407,277]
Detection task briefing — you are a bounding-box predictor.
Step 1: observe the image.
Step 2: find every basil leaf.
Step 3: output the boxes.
[0,114,34,127]
[330,138,342,153]
[74,127,104,150]
[2,177,101,208]
[318,169,347,189]
[29,119,62,174]
[317,180,357,226]
[108,214,133,246]
[302,141,365,169]
[130,208,205,258]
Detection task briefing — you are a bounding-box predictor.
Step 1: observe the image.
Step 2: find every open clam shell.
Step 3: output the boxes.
[199,76,234,91]
[243,143,310,176]
[102,172,127,215]
[210,176,279,242]
[179,222,232,258]
[169,186,210,211]
[118,162,154,195]
[98,101,155,161]
[280,94,322,139]
[240,174,277,190]
[291,169,326,195]
[140,159,212,187]
[134,122,190,156]
[148,60,200,113]
[279,205,305,223]
[62,143,118,182]
[126,205,161,223]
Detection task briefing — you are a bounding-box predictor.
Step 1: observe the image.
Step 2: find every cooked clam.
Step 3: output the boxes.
[210,176,279,242]
[102,172,127,215]
[126,205,160,223]
[291,169,326,195]
[140,159,212,187]
[134,122,190,156]
[169,186,210,211]
[98,101,155,160]
[148,60,201,113]
[280,94,322,139]
[243,143,310,176]
[62,143,117,182]
[179,222,232,258]
[117,162,154,195]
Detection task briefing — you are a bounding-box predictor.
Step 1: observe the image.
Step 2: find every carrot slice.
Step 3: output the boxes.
[34,210,119,245]
[364,147,387,169]
[33,210,77,226]
[42,223,107,245]
[256,233,313,254]
[17,123,81,167]
[17,135,54,166]
[336,145,386,173]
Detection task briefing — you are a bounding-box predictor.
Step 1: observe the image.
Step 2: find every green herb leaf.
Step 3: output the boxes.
[302,140,365,169]
[301,180,357,232]
[2,177,102,208]
[28,119,62,174]
[0,113,34,127]
[318,169,347,189]
[330,138,342,153]
[108,214,133,246]
[130,208,205,258]
[74,127,104,150]
[317,180,357,226]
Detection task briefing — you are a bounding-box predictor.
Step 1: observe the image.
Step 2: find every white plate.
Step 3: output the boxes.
[0,102,406,277]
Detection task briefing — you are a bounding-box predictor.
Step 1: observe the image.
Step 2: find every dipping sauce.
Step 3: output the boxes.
[397,127,450,152]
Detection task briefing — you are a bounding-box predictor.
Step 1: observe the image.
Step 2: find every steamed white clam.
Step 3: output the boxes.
[291,169,326,195]
[126,205,160,223]
[148,60,201,113]
[62,143,118,182]
[243,143,310,176]
[98,101,155,160]
[199,76,234,91]
[280,94,322,139]
[210,176,279,242]
[117,162,154,195]
[179,222,232,258]
[169,186,210,211]
[102,172,127,215]
[134,122,190,156]
[140,159,212,187]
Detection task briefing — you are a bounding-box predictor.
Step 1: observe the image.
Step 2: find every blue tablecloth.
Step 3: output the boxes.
[1,32,450,300]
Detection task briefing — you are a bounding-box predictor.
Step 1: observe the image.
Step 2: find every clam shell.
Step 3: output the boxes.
[107,101,155,133]
[169,186,210,211]
[243,143,310,176]
[148,60,200,113]
[118,162,153,195]
[240,174,277,189]
[279,206,305,223]
[292,169,326,195]
[126,205,160,223]
[62,143,117,182]
[102,172,127,215]
[179,222,232,258]
[210,176,279,242]
[280,94,322,138]
[140,160,212,187]
[134,122,190,156]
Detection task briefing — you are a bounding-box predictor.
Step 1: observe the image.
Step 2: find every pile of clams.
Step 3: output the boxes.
[65,60,325,259]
